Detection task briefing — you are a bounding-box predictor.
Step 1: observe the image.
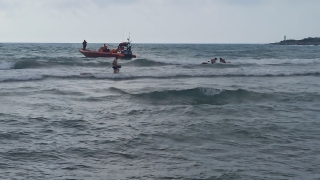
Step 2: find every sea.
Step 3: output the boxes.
[0,43,319,180]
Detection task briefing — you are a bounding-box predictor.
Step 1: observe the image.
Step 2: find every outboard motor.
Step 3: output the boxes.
[121,49,133,58]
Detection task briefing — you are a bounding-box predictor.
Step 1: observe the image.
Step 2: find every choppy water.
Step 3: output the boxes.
[0,43,320,179]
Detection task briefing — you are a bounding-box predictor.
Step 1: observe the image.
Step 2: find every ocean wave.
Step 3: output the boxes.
[108,87,129,94]
[1,70,319,83]
[41,88,85,96]
[1,57,319,70]
[0,59,113,70]
[125,58,168,67]
[0,75,43,82]
[131,88,270,105]
[85,71,320,80]
[184,63,243,69]
[19,56,42,61]
[2,59,49,69]
[194,58,320,67]
[14,59,42,69]
[0,61,15,70]
[56,61,112,67]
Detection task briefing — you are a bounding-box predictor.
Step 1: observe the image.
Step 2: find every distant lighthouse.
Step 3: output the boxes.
[284,35,286,41]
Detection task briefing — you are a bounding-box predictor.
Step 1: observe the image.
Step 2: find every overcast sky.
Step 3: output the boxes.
[0,0,319,43]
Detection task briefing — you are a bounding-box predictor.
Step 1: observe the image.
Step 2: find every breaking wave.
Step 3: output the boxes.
[1,71,320,83]
[0,61,15,70]
[131,88,271,105]
[125,58,168,67]
[0,59,112,70]
[14,60,42,69]
[0,75,43,82]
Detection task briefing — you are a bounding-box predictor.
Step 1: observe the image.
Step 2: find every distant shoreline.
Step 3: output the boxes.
[271,37,320,45]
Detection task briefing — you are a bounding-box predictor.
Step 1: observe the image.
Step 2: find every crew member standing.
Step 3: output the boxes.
[82,40,87,50]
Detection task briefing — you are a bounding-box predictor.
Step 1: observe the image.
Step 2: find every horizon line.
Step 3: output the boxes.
[0,42,268,44]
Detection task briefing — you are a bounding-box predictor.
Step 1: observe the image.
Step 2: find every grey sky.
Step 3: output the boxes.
[0,0,319,43]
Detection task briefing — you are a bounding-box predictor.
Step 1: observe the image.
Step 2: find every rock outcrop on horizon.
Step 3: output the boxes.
[271,37,320,45]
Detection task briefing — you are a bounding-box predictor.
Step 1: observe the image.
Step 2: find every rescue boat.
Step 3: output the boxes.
[79,38,137,59]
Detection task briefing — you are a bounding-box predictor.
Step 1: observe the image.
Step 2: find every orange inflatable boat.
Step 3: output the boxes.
[79,39,137,59]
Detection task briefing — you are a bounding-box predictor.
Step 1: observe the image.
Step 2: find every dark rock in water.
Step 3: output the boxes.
[271,37,320,45]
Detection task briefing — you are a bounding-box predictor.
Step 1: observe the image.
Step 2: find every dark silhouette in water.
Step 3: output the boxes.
[112,57,121,73]
[211,58,217,64]
[220,58,226,63]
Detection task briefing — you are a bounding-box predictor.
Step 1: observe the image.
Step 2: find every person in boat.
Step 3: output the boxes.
[102,44,107,52]
[220,58,227,63]
[112,57,121,73]
[211,58,217,64]
[82,40,87,50]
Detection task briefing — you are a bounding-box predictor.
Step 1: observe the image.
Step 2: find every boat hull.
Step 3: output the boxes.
[79,49,136,59]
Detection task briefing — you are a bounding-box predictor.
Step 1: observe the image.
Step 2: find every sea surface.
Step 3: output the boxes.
[0,43,320,180]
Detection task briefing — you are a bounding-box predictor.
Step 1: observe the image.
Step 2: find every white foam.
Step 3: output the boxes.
[236,58,320,65]
[199,87,222,96]
[0,61,15,70]
[0,74,43,82]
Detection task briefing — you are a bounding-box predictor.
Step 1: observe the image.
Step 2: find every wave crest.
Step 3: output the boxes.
[14,60,42,69]
[125,59,167,67]
[0,62,15,70]
[133,88,269,105]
